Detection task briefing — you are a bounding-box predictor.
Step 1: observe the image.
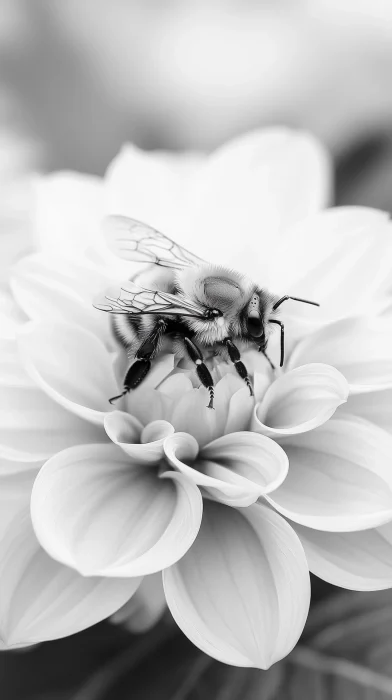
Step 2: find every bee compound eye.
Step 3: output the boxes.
[247,316,263,338]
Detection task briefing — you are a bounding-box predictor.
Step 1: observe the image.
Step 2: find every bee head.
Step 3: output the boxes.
[246,294,265,339]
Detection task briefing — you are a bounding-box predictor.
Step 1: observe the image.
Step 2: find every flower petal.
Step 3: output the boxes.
[188,128,331,277]
[289,318,392,393]
[105,145,203,239]
[252,364,348,438]
[339,389,392,435]
[164,431,288,507]
[111,573,166,633]
[267,417,392,531]
[105,411,174,464]
[0,509,136,646]
[33,172,104,261]
[269,207,392,323]
[163,500,310,669]
[292,520,392,591]
[31,443,203,577]
[11,254,110,343]
[18,322,118,425]
[0,382,103,462]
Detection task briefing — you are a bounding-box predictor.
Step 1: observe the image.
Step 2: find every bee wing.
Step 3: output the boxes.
[103,215,205,270]
[94,281,207,318]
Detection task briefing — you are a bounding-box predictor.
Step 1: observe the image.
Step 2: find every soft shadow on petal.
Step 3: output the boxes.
[188,128,331,278]
[11,254,110,343]
[170,388,220,448]
[111,573,166,633]
[293,520,392,591]
[338,390,392,435]
[31,443,203,578]
[289,318,392,393]
[105,411,174,465]
[268,417,392,532]
[164,432,288,507]
[0,509,136,646]
[0,469,37,532]
[252,364,348,438]
[269,207,392,323]
[124,384,174,427]
[18,322,118,425]
[0,383,104,462]
[163,500,310,669]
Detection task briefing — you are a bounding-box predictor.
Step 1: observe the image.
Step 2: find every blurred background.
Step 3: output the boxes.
[2,1,392,698]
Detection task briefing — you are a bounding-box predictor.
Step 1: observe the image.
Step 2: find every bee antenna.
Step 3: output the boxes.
[272,295,320,311]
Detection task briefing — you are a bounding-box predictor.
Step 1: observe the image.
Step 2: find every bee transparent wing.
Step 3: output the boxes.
[94,281,207,318]
[103,215,205,270]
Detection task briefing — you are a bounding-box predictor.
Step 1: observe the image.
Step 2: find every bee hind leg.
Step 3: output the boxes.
[184,337,215,409]
[223,338,254,397]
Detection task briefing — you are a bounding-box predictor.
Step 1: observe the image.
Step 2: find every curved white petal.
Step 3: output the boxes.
[289,318,392,393]
[338,389,392,435]
[31,443,203,578]
[293,520,392,591]
[188,128,331,277]
[11,254,110,343]
[105,411,174,464]
[33,172,104,261]
[268,417,392,532]
[105,145,203,240]
[269,207,392,323]
[18,322,118,425]
[0,509,137,646]
[163,500,310,669]
[164,431,288,507]
[0,291,26,340]
[0,469,37,532]
[252,364,348,438]
[111,573,166,633]
[0,382,104,462]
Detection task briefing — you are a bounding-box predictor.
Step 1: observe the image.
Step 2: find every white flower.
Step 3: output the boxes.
[2,129,392,668]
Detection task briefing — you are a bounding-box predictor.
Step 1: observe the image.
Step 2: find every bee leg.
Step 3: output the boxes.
[109,320,166,403]
[223,338,254,397]
[269,319,285,367]
[184,337,215,409]
[259,349,275,371]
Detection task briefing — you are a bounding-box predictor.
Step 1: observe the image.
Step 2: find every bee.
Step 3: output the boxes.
[95,216,319,408]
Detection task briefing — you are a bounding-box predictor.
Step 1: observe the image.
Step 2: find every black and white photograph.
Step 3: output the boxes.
[2,1,392,698]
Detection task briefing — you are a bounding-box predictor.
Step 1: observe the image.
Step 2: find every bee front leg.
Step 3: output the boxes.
[223,338,254,397]
[183,337,215,409]
[109,320,166,404]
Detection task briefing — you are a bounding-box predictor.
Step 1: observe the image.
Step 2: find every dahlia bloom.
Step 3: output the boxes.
[2,129,392,668]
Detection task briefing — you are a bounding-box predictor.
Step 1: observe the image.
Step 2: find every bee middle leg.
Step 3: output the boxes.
[183,337,215,409]
[223,338,254,397]
[109,320,166,404]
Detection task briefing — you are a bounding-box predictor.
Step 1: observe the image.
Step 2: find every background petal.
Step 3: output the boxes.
[32,443,203,577]
[11,254,110,343]
[187,128,331,277]
[252,363,348,438]
[289,317,392,393]
[268,207,392,323]
[338,389,392,434]
[293,520,392,591]
[0,509,137,646]
[163,500,310,669]
[18,322,119,425]
[268,417,392,531]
